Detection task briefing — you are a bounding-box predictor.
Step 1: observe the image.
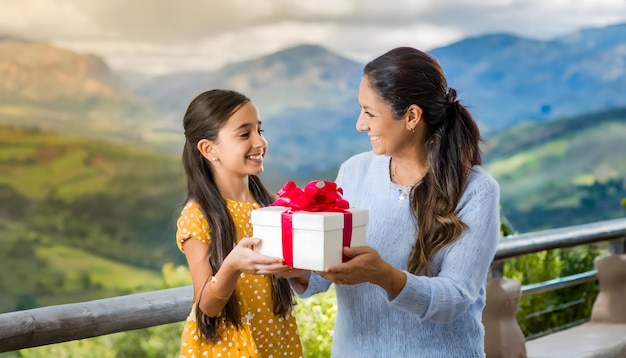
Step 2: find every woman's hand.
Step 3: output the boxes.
[317,246,385,285]
[317,246,407,297]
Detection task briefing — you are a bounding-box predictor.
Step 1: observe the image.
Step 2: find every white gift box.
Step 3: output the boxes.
[250,206,369,271]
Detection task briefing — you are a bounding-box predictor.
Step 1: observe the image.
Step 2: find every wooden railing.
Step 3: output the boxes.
[0,287,192,352]
[492,217,626,293]
[1,218,626,354]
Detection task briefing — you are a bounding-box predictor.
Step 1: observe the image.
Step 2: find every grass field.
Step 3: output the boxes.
[37,244,164,292]
[486,117,626,213]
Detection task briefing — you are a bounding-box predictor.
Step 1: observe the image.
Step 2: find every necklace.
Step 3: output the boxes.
[390,158,422,201]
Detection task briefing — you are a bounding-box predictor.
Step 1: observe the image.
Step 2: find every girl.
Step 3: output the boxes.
[176,89,303,357]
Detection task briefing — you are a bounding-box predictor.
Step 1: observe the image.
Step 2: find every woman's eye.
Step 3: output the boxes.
[258,129,265,135]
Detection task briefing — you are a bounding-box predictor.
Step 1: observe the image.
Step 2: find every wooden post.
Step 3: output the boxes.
[483,277,527,358]
[591,254,626,323]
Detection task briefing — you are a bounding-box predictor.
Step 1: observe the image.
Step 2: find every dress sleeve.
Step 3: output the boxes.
[390,171,501,322]
[176,201,211,253]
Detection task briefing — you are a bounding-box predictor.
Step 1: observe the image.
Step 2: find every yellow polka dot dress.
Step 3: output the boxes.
[176,200,303,358]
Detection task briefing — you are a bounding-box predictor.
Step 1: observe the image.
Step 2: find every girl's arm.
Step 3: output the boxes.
[183,238,238,317]
[184,237,288,316]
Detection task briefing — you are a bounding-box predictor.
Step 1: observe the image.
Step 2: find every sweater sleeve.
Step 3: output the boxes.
[389,171,500,323]
[292,272,332,298]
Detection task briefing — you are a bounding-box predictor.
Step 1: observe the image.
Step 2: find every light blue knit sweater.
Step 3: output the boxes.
[297,152,500,357]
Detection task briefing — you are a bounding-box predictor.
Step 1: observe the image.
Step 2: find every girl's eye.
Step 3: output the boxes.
[240,132,250,138]
[258,129,265,135]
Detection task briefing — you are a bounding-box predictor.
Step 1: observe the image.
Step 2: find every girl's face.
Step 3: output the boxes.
[356,76,414,157]
[210,101,267,179]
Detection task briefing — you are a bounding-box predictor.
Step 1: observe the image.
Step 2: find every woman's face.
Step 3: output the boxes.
[210,101,267,179]
[356,76,414,157]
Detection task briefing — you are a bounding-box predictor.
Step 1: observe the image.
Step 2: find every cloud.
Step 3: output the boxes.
[0,0,101,39]
[2,0,625,75]
[1,0,356,42]
[0,0,493,42]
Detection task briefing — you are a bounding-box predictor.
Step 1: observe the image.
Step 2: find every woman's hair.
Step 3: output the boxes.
[181,89,294,340]
[364,47,482,276]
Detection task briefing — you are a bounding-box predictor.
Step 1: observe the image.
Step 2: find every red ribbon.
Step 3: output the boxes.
[270,181,353,266]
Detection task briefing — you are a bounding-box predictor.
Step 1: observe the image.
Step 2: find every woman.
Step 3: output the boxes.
[289,47,500,357]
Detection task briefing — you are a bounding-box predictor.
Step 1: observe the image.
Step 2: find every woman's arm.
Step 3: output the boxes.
[390,173,500,322]
[290,271,333,298]
[320,246,407,298]
[285,270,312,295]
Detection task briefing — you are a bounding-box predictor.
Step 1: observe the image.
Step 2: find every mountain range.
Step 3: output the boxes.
[431,23,626,132]
[133,22,626,175]
[2,22,626,178]
[133,44,368,176]
[0,37,169,148]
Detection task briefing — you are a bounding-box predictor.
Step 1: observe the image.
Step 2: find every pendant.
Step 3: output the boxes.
[398,186,411,201]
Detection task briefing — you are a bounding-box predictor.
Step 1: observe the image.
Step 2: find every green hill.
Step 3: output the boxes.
[0,125,186,313]
[484,108,626,232]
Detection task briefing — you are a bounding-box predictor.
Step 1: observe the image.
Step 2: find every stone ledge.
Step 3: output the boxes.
[526,322,626,358]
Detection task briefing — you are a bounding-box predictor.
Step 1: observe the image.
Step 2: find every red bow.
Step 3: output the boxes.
[271,180,349,211]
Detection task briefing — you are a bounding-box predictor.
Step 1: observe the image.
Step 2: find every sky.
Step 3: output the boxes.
[2,0,626,76]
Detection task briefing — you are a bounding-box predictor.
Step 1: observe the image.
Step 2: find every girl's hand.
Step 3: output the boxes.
[224,237,290,275]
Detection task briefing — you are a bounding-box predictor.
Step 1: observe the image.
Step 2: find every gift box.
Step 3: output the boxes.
[250,180,369,271]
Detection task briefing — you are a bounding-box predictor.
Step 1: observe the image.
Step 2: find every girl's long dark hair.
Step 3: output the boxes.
[181,89,294,340]
[364,47,482,276]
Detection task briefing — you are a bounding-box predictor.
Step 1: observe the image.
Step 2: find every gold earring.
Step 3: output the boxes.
[211,157,218,161]
[408,126,415,133]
